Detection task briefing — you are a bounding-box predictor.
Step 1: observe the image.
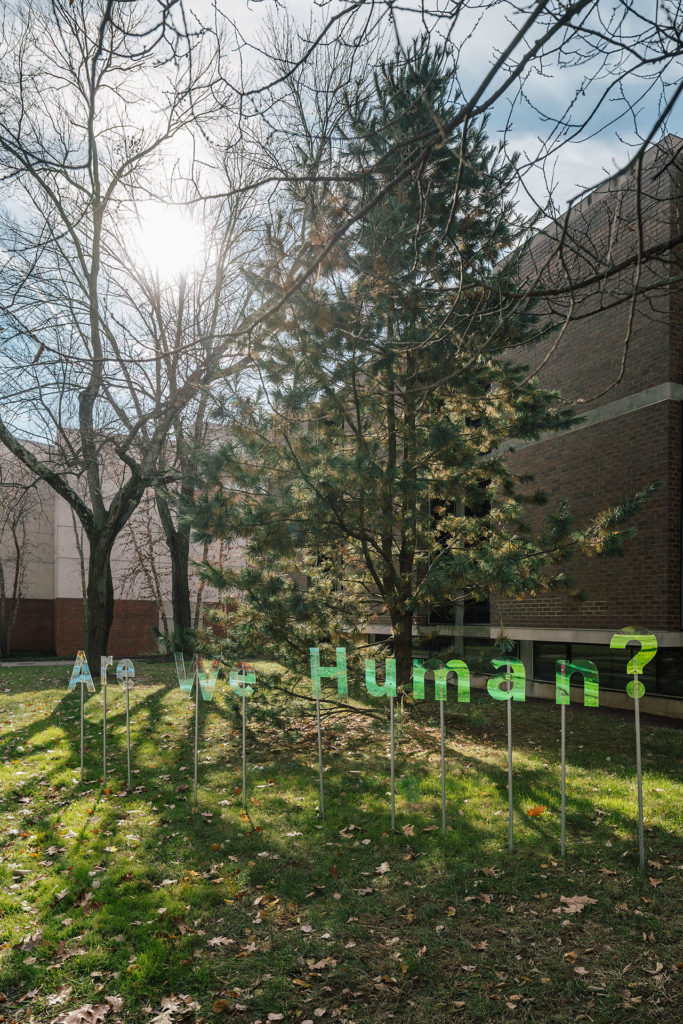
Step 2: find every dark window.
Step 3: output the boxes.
[533,642,570,682]
[652,647,683,698]
[428,605,456,626]
[532,641,681,699]
[463,598,490,624]
[464,636,519,675]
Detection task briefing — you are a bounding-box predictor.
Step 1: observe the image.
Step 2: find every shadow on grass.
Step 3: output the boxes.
[0,665,681,1016]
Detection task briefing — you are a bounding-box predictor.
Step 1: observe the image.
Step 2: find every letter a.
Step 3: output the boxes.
[68,650,95,692]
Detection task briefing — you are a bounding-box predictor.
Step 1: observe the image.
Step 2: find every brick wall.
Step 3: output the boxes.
[3,599,55,652]
[514,141,680,411]
[492,140,683,636]
[54,599,159,657]
[497,402,681,631]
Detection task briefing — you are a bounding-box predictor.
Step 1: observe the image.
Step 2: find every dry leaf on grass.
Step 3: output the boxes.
[46,987,73,1007]
[50,1003,115,1024]
[552,895,598,915]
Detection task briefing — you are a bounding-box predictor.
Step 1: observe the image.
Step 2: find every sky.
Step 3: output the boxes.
[185,0,682,214]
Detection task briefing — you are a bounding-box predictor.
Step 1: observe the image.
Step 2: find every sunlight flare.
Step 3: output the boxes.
[134,203,204,279]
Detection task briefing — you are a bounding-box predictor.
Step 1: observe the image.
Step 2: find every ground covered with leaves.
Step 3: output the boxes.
[0,662,681,1024]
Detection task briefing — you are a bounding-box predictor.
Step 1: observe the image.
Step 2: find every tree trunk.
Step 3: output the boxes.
[84,539,115,667]
[392,611,414,693]
[168,527,192,633]
[156,494,192,634]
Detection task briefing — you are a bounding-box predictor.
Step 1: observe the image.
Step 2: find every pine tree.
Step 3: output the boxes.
[192,40,651,688]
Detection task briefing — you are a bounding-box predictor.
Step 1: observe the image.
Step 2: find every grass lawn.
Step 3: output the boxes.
[0,661,681,1024]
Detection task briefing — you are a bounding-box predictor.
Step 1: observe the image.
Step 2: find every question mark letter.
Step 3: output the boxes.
[610,628,657,699]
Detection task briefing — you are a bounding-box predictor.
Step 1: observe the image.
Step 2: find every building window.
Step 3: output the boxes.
[464,636,519,675]
[532,642,681,698]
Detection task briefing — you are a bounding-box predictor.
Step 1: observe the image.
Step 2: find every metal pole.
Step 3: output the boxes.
[316,694,325,820]
[507,665,513,852]
[634,666,644,871]
[126,684,131,790]
[560,661,566,858]
[440,697,446,837]
[390,694,395,831]
[102,675,107,783]
[80,675,84,783]
[561,701,566,858]
[241,694,246,809]
[193,658,199,803]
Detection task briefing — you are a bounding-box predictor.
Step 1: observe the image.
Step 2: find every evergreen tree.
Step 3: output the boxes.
[192,40,651,688]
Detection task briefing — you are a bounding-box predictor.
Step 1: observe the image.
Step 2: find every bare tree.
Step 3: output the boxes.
[200,0,683,376]
[109,151,257,638]
[0,460,44,657]
[0,0,252,665]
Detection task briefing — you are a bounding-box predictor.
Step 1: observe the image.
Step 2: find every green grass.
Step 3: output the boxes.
[0,662,681,1023]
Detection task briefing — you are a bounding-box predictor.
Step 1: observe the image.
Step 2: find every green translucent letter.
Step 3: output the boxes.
[364,658,396,698]
[310,647,347,697]
[610,629,657,699]
[68,650,95,693]
[412,659,448,701]
[174,652,194,696]
[197,658,220,701]
[487,658,526,702]
[555,660,599,707]
[229,662,255,697]
[445,659,470,703]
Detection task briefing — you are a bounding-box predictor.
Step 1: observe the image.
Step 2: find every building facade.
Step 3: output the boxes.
[0,449,234,658]
[367,135,683,716]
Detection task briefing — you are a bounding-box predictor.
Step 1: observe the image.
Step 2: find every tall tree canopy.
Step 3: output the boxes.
[193,40,650,687]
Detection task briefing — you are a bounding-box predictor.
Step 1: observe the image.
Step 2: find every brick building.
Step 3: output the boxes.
[0,447,234,659]
[369,134,683,716]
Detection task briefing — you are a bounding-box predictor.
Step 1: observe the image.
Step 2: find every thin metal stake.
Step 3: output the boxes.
[102,675,107,783]
[390,694,395,831]
[634,666,645,871]
[242,694,247,809]
[507,665,513,852]
[316,695,325,820]
[193,657,199,803]
[440,697,446,837]
[561,702,566,858]
[125,683,131,790]
[80,675,84,783]
[560,661,566,858]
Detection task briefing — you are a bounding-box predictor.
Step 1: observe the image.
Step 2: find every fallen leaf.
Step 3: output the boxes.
[50,1003,112,1024]
[46,986,73,1007]
[552,895,597,915]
